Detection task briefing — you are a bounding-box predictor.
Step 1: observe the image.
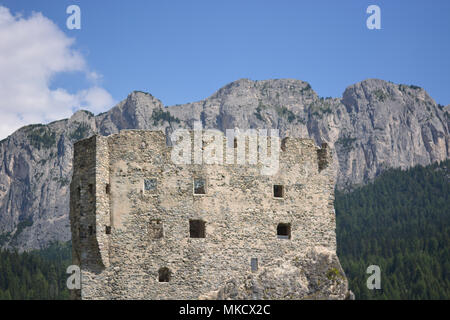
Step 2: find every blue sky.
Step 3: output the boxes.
[0,0,449,137]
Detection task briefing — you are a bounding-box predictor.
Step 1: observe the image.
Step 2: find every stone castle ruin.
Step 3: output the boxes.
[70,129,349,299]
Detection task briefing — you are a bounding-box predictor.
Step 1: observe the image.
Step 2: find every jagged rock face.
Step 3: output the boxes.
[0,79,448,250]
[337,80,448,188]
[199,248,350,300]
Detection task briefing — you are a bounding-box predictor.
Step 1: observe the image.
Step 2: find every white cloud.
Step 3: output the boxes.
[0,6,115,139]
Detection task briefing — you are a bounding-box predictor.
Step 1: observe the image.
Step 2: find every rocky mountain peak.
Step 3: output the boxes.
[69,110,94,123]
[0,78,448,251]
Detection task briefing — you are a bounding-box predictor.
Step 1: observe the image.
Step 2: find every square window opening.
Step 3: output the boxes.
[274,185,284,198]
[189,220,206,238]
[277,223,291,239]
[193,178,206,195]
[144,179,157,192]
[158,267,171,282]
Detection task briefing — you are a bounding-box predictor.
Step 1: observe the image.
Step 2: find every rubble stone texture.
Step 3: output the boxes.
[70,130,350,299]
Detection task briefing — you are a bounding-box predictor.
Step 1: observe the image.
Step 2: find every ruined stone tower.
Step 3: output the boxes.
[70,129,349,300]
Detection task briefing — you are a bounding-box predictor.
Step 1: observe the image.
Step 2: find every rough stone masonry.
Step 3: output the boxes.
[70,129,351,299]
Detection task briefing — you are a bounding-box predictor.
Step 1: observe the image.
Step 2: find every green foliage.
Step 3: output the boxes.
[308,101,332,117]
[151,108,180,125]
[255,101,267,121]
[255,101,298,123]
[335,160,450,299]
[326,267,344,281]
[0,232,11,247]
[27,127,56,150]
[299,83,312,94]
[0,241,72,300]
[69,123,91,142]
[83,110,94,118]
[133,90,152,96]
[275,106,296,123]
[399,84,421,94]
[373,89,390,102]
[398,84,408,93]
[52,176,70,187]
[12,218,33,241]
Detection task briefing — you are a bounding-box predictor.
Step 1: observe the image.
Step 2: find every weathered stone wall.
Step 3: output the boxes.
[70,130,346,299]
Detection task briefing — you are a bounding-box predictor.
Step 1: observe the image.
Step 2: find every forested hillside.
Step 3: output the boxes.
[0,160,448,299]
[0,242,71,299]
[336,160,450,299]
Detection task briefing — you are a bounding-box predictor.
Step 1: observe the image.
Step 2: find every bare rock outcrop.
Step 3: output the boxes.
[199,248,350,300]
[0,79,448,250]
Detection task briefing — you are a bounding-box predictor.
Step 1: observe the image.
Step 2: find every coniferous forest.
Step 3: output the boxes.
[0,160,448,299]
[0,242,71,299]
[335,160,449,299]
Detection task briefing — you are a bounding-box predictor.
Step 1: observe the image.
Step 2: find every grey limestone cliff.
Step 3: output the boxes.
[0,78,448,251]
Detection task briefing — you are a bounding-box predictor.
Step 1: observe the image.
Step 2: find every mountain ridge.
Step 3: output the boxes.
[0,78,448,251]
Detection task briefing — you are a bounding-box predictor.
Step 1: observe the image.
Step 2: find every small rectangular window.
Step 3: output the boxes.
[106,184,110,195]
[281,137,288,151]
[193,178,206,195]
[144,179,157,192]
[273,185,284,198]
[277,223,291,239]
[189,220,205,238]
[251,258,258,272]
[149,219,163,239]
[105,226,111,234]
[158,267,171,282]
